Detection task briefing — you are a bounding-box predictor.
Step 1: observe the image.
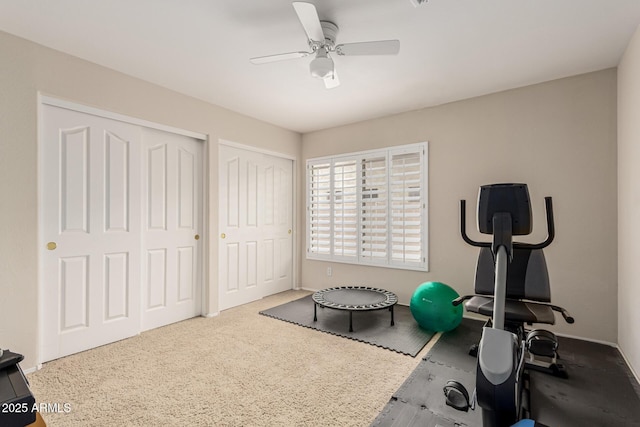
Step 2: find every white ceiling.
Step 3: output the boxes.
[1,0,640,133]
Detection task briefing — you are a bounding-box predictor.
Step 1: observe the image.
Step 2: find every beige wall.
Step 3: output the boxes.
[618,24,640,379]
[302,69,618,343]
[0,30,302,370]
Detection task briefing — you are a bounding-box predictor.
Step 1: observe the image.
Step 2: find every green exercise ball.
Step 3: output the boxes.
[410,281,463,332]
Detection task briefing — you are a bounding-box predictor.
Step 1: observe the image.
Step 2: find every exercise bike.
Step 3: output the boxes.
[444,183,574,427]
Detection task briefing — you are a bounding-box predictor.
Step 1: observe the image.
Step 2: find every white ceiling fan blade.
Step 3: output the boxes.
[324,70,340,89]
[336,40,400,56]
[250,51,310,65]
[292,2,325,43]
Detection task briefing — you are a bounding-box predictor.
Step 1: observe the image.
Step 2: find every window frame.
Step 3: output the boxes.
[306,141,429,272]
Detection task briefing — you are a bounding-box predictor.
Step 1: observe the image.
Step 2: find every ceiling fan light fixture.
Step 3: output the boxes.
[310,48,334,79]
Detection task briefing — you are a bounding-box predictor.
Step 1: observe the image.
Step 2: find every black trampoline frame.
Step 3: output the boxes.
[312,286,398,332]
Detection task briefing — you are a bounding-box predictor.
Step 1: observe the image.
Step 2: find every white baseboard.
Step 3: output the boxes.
[462,313,485,322]
[23,364,42,375]
[461,315,619,347]
[553,332,617,348]
[617,345,640,386]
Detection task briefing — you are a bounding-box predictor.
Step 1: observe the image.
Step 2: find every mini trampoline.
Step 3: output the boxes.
[312,286,398,332]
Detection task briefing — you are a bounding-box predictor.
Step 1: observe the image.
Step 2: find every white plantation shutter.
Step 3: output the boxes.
[306,142,428,271]
[361,156,388,263]
[390,150,424,267]
[308,162,331,256]
[333,160,358,258]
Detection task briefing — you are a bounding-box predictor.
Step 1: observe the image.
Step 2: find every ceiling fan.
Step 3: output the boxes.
[250,2,400,89]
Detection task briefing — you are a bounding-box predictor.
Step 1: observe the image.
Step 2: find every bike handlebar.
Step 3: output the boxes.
[460,197,555,250]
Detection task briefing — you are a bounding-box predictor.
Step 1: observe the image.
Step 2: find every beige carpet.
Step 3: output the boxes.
[28,290,438,427]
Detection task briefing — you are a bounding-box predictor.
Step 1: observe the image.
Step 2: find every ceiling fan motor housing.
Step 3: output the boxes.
[320,21,338,47]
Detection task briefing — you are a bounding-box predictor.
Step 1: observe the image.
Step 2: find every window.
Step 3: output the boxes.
[306,142,428,271]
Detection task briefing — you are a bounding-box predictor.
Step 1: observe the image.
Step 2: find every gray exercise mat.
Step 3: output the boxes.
[372,319,484,427]
[259,295,435,357]
[372,318,640,427]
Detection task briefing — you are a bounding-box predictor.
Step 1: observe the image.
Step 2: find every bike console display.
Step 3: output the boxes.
[477,183,532,236]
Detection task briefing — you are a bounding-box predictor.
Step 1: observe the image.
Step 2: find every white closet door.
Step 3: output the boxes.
[141,128,202,331]
[41,105,142,362]
[41,104,204,362]
[218,144,293,311]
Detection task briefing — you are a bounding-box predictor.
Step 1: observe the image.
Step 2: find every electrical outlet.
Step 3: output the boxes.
[327,267,332,277]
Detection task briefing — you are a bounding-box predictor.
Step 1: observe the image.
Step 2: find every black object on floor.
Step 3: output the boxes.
[0,350,37,427]
[372,318,640,427]
[260,295,435,357]
[312,286,398,332]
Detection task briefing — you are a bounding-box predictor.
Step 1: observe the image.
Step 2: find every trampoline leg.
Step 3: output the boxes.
[390,306,395,326]
[349,311,354,332]
[314,303,317,322]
